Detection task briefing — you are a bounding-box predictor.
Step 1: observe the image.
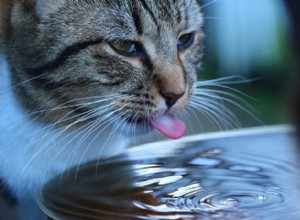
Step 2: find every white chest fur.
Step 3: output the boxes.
[0,56,129,200]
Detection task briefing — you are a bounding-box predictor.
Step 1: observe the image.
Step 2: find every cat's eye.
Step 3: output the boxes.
[177,33,195,50]
[109,41,138,56]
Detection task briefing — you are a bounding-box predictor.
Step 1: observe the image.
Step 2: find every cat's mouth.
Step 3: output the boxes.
[125,114,186,140]
[149,114,186,140]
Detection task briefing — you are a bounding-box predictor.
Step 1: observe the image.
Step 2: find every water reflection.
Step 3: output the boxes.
[38,126,300,220]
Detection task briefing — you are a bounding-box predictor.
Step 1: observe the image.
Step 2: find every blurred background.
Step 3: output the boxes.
[194,0,299,131]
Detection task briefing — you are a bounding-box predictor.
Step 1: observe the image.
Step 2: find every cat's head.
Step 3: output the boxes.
[8,0,204,138]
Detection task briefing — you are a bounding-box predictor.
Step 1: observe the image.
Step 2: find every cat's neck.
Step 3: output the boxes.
[0,55,129,197]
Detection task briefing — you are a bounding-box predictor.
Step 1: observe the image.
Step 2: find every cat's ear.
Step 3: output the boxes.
[34,0,65,18]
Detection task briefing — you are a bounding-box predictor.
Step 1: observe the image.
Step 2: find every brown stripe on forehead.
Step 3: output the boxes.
[25,38,104,76]
[138,1,187,30]
[173,0,184,24]
[139,0,159,27]
[131,2,143,35]
[157,1,174,20]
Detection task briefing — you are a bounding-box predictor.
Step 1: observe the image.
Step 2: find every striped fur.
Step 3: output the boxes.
[1,1,204,219]
[8,0,204,127]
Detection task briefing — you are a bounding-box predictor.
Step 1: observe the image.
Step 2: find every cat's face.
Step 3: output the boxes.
[8,0,204,137]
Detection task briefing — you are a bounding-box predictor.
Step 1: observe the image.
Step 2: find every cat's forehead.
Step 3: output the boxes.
[99,0,202,37]
[60,0,203,40]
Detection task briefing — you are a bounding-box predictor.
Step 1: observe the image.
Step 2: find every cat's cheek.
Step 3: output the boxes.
[34,0,65,18]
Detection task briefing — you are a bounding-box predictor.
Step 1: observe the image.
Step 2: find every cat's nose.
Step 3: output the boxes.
[153,61,186,108]
[161,91,184,108]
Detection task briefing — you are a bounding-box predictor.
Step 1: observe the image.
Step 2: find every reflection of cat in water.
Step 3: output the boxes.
[0,1,241,220]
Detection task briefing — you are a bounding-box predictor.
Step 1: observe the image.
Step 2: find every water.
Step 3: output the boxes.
[37,126,300,220]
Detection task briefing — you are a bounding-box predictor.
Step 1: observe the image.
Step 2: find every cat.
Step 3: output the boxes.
[0,0,205,219]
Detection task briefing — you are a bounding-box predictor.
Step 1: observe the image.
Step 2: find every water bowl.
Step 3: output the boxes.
[37,125,300,220]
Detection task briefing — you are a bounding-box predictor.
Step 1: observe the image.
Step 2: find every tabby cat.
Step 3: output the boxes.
[0,0,205,219]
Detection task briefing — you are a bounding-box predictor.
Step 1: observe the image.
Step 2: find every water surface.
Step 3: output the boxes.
[38,126,300,220]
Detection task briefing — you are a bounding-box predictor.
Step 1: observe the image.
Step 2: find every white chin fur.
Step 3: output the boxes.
[0,56,130,219]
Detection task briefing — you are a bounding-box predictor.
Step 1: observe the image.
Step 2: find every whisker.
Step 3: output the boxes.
[193,76,261,126]
[181,107,202,133]
[93,109,132,175]
[5,73,47,92]
[194,90,249,112]
[22,103,115,175]
[195,75,258,86]
[21,93,134,177]
[202,16,223,21]
[43,104,117,183]
[16,94,124,148]
[58,108,118,181]
[131,108,143,144]
[63,105,117,169]
[77,104,131,167]
[66,110,118,180]
[26,94,118,118]
[200,0,218,10]
[189,100,231,130]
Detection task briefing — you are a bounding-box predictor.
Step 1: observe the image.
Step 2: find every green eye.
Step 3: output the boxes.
[177,33,194,49]
[109,41,137,55]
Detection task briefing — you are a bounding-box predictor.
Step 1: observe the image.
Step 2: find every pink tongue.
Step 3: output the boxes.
[150,114,186,140]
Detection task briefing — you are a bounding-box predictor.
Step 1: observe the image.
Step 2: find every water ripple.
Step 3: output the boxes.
[37,128,300,220]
